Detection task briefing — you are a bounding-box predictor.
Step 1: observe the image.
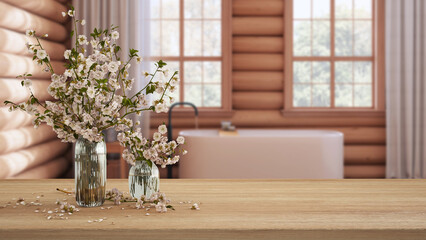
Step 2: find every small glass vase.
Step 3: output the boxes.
[128,160,159,199]
[74,136,106,207]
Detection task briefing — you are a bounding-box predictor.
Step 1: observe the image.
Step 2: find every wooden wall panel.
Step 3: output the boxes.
[11,157,69,179]
[0,28,66,60]
[233,0,283,16]
[0,107,33,131]
[233,17,283,35]
[233,54,283,71]
[1,0,68,23]
[0,0,70,179]
[0,79,52,105]
[152,112,385,128]
[0,53,66,78]
[0,125,56,155]
[233,37,283,53]
[344,165,386,178]
[233,71,283,91]
[0,139,69,178]
[233,92,283,110]
[345,145,386,165]
[0,1,68,42]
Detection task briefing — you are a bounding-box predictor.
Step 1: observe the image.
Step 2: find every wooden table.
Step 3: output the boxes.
[0,179,426,239]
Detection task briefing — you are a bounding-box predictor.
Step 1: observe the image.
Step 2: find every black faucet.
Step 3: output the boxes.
[167,102,198,178]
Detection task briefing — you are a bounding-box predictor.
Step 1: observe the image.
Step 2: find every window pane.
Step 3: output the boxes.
[354,85,372,107]
[313,0,330,19]
[184,62,202,83]
[185,20,202,56]
[150,20,161,56]
[204,0,221,19]
[354,21,372,56]
[312,61,330,83]
[312,21,330,56]
[162,0,180,19]
[335,61,352,83]
[354,62,372,83]
[293,61,311,83]
[150,0,160,18]
[335,0,352,19]
[203,21,221,56]
[354,0,372,19]
[185,0,202,18]
[335,20,353,56]
[293,85,311,107]
[203,85,221,107]
[184,84,202,106]
[162,20,180,56]
[294,21,311,56]
[294,0,311,19]
[203,61,221,83]
[335,84,353,107]
[312,85,330,107]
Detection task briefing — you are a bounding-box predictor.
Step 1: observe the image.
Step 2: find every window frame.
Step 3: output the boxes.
[283,0,385,117]
[150,0,233,118]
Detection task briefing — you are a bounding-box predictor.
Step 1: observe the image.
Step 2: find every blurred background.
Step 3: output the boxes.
[0,0,423,179]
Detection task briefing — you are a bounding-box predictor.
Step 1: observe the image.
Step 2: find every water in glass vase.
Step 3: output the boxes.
[128,160,159,199]
[74,136,106,207]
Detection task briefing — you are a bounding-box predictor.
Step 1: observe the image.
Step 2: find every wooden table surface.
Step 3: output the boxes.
[0,179,426,239]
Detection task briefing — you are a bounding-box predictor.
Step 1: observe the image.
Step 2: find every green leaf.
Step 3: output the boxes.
[70,30,74,38]
[157,60,167,68]
[21,81,24,86]
[166,205,175,210]
[146,84,156,94]
[129,48,138,57]
[145,160,152,168]
[121,98,132,107]
[30,97,37,104]
[96,78,108,84]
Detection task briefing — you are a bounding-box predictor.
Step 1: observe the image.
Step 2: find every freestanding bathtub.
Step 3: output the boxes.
[178,130,344,179]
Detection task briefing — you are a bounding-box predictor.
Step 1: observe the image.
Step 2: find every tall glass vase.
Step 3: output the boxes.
[74,136,106,207]
[128,160,159,199]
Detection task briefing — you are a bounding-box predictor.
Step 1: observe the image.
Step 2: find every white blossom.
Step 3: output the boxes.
[36,50,47,60]
[86,87,95,98]
[64,50,71,59]
[176,136,185,144]
[158,124,167,134]
[78,35,88,45]
[26,30,34,37]
[111,31,119,40]
[108,61,120,73]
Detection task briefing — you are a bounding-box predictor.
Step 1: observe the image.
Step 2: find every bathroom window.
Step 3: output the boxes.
[284,0,385,114]
[147,0,231,111]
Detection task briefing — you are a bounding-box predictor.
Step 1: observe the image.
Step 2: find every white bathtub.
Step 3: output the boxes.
[178,130,344,179]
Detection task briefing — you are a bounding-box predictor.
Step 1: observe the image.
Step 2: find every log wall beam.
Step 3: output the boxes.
[233,17,283,35]
[233,0,283,16]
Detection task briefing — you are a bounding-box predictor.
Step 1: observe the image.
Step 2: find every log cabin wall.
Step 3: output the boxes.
[0,0,71,178]
[151,0,386,178]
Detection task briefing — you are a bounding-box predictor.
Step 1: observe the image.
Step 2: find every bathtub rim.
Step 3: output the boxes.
[178,129,344,138]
